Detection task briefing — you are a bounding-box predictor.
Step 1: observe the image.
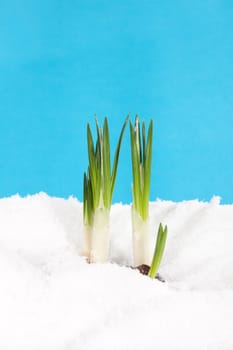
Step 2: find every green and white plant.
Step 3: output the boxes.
[148,223,168,278]
[130,115,153,266]
[83,116,128,263]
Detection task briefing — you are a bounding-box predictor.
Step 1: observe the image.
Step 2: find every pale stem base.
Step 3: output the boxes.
[82,224,92,260]
[131,207,150,267]
[91,207,110,263]
[83,207,110,263]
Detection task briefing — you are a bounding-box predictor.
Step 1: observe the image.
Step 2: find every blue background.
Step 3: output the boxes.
[0,0,232,203]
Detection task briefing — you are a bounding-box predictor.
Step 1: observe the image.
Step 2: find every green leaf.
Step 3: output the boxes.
[83,115,128,226]
[142,119,153,220]
[148,223,168,279]
[130,116,153,219]
[83,171,94,226]
[142,121,146,167]
[86,172,94,226]
[130,120,142,215]
[83,172,88,224]
[87,124,97,206]
[103,117,111,208]
[136,115,142,164]
[110,115,129,201]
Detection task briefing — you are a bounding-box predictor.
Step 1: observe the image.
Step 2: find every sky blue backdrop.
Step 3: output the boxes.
[0,0,232,203]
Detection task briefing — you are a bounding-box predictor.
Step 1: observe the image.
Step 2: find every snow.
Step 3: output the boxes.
[0,193,233,349]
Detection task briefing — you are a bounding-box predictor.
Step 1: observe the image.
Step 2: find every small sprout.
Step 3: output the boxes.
[148,223,168,279]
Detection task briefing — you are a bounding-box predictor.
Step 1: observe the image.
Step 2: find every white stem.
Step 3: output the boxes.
[131,206,150,266]
[90,207,110,263]
[82,224,92,261]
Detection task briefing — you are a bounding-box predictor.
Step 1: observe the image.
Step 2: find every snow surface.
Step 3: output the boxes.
[0,193,233,350]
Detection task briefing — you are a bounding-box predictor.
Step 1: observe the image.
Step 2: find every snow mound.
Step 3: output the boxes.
[0,193,233,350]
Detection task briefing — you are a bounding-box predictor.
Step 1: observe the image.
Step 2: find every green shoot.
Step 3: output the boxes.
[148,223,168,279]
[83,115,128,262]
[130,115,153,221]
[130,115,153,266]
